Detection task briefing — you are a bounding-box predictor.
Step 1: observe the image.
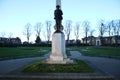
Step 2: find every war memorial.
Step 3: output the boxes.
[0,0,115,80]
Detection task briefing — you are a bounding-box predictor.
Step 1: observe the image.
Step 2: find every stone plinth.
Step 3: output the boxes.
[51,32,67,60]
[46,32,73,64]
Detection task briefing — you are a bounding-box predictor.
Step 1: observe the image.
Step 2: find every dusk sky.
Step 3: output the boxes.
[0,0,120,42]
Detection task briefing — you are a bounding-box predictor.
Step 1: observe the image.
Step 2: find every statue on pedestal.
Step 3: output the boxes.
[54,5,63,32]
[45,0,73,64]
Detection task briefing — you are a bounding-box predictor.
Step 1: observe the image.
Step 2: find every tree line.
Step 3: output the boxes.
[1,19,120,45]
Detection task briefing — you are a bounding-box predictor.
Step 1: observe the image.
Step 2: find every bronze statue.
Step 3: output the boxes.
[54,5,63,32]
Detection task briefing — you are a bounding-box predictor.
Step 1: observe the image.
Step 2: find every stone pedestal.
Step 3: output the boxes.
[51,32,67,60]
[46,32,73,64]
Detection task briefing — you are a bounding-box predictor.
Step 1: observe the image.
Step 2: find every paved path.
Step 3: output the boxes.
[0,53,50,75]
[70,51,120,80]
[0,51,120,80]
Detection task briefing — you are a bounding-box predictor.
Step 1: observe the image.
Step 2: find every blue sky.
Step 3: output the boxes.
[0,0,120,42]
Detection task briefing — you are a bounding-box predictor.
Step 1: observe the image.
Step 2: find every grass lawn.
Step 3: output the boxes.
[75,46,120,59]
[22,59,94,73]
[0,47,50,60]
[66,50,71,56]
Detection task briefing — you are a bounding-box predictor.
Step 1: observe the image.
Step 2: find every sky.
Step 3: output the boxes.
[0,0,120,42]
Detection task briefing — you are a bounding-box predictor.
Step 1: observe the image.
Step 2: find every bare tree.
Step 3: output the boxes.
[23,23,32,43]
[34,22,42,37]
[74,22,80,44]
[90,29,95,45]
[107,21,113,45]
[98,20,107,37]
[111,20,117,36]
[116,20,120,46]
[64,20,72,44]
[34,22,42,43]
[107,21,112,36]
[111,20,120,36]
[1,32,6,37]
[116,20,120,36]
[82,21,90,45]
[46,21,52,43]
[90,30,95,36]
[114,20,120,46]
[8,32,13,38]
[98,20,107,45]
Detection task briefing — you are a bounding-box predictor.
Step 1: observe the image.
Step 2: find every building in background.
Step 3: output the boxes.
[0,37,21,45]
[82,36,120,46]
[82,36,96,45]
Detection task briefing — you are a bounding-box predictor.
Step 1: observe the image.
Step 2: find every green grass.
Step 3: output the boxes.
[66,50,71,56]
[75,46,120,58]
[22,59,94,73]
[0,47,50,60]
